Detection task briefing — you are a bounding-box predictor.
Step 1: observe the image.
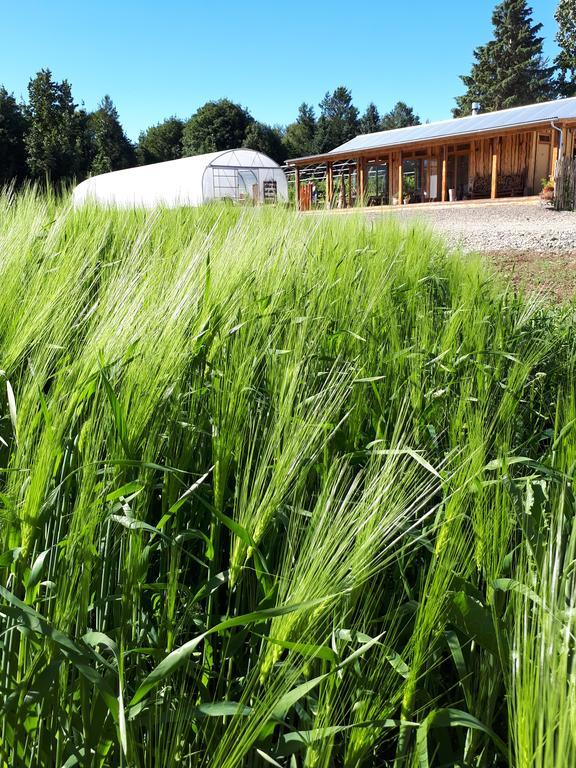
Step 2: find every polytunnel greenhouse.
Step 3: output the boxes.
[72,149,288,208]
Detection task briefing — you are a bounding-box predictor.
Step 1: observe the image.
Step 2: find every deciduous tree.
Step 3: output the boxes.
[243,121,286,164]
[136,117,184,165]
[555,0,576,97]
[182,99,253,155]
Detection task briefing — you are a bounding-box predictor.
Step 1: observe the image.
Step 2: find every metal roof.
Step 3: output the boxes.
[288,97,576,164]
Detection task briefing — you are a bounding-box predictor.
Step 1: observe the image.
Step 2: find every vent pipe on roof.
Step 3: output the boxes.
[471,103,481,116]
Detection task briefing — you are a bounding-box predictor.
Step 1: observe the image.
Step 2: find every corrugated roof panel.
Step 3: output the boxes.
[330,97,576,155]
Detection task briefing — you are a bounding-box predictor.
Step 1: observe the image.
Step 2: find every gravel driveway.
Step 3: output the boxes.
[369,200,576,254]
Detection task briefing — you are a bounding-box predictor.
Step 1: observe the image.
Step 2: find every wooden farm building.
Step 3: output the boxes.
[287,97,576,210]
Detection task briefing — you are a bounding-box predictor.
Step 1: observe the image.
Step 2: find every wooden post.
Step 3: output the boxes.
[326,162,333,208]
[358,158,365,206]
[295,167,300,210]
[348,166,353,207]
[441,146,447,202]
[528,130,538,193]
[491,139,498,199]
[398,153,403,204]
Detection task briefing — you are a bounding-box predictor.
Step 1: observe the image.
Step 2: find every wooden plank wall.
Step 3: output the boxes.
[470,131,534,178]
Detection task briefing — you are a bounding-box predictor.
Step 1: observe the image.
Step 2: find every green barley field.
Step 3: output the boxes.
[1,189,575,768]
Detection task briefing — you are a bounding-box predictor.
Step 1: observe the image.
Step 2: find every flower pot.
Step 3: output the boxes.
[540,187,554,201]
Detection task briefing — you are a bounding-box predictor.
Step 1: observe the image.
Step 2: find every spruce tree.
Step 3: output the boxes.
[359,103,381,134]
[283,103,317,158]
[381,102,420,130]
[89,95,134,175]
[555,0,576,97]
[454,0,554,116]
[315,87,359,153]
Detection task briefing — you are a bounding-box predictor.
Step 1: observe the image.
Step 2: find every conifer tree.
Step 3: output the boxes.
[359,103,381,134]
[454,0,554,116]
[315,87,359,153]
[25,69,83,183]
[0,87,27,184]
[283,103,317,158]
[381,102,420,130]
[89,95,134,175]
[555,0,576,97]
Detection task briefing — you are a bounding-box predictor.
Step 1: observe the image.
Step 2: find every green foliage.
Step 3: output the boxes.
[359,102,381,134]
[380,101,421,130]
[283,102,317,158]
[243,121,286,164]
[315,86,359,152]
[24,69,87,184]
[88,95,135,176]
[0,191,575,768]
[454,0,555,116]
[182,98,254,155]
[555,0,576,96]
[0,87,27,185]
[136,117,184,165]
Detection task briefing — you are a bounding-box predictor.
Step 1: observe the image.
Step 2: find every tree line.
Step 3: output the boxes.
[0,0,575,187]
[0,70,420,187]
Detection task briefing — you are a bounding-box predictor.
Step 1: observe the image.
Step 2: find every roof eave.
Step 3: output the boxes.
[286,116,570,167]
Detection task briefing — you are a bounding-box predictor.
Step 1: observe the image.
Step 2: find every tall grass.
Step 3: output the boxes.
[0,188,575,767]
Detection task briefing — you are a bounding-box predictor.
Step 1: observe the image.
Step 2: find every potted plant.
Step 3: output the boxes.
[540,176,555,201]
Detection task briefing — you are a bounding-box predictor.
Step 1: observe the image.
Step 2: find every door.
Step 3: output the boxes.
[534,136,551,191]
[237,169,259,201]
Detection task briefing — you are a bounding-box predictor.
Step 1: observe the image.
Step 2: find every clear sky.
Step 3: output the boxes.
[0,0,560,141]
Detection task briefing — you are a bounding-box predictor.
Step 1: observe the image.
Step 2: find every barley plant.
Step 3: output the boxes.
[0,188,575,767]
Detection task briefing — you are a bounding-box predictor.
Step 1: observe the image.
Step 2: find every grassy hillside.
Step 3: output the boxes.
[1,190,575,767]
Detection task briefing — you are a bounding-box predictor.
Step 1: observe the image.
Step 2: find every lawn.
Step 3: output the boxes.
[1,189,575,767]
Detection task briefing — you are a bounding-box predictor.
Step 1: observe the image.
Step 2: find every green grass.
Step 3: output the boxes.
[0,188,575,767]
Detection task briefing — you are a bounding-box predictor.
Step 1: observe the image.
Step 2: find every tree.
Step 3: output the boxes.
[243,121,286,164]
[283,103,317,158]
[359,102,381,134]
[555,0,576,97]
[182,99,253,156]
[88,95,134,175]
[454,0,554,116]
[136,117,184,165]
[315,87,359,153]
[0,87,27,185]
[380,102,420,130]
[25,69,85,184]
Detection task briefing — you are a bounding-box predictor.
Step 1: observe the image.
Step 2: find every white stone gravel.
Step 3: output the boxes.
[368,200,576,253]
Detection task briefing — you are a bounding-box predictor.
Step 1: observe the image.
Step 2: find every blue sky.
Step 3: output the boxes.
[0,0,560,140]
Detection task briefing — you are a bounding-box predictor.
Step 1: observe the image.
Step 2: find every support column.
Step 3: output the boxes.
[348,166,353,207]
[326,162,333,209]
[528,131,538,193]
[358,158,365,206]
[295,167,300,210]
[441,146,447,202]
[491,139,499,199]
[398,153,403,204]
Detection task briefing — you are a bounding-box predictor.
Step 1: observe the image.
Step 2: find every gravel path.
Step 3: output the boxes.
[368,200,576,254]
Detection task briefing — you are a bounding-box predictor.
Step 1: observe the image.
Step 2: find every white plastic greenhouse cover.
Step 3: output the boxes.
[72,149,288,208]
